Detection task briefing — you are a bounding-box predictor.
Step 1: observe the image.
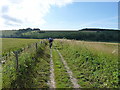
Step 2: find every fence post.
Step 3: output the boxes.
[36,43,38,50]
[23,47,26,52]
[5,53,9,60]
[14,51,19,72]
[8,51,10,58]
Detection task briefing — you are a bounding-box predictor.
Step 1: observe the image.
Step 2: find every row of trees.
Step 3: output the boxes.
[1,29,119,42]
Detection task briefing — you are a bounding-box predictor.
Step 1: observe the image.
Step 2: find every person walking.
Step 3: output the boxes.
[48,38,53,48]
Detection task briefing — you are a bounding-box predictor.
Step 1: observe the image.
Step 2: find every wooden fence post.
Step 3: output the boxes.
[36,43,38,50]
[6,54,8,60]
[24,47,25,52]
[8,51,10,57]
[14,51,19,72]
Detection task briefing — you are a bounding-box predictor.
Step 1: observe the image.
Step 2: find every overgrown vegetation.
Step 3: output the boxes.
[1,38,119,88]
[55,40,119,88]
[2,41,50,88]
[52,49,72,88]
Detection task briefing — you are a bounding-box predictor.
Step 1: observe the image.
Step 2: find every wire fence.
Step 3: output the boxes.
[0,40,46,71]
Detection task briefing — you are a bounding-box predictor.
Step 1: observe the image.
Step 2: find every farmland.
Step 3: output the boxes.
[2,38,40,56]
[1,38,50,88]
[0,38,119,88]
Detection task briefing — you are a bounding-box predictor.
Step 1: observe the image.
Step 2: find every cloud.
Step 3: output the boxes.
[2,15,22,23]
[1,6,9,13]
[0,0,118,30]
[0,0,73,30]
[74,0,119,2]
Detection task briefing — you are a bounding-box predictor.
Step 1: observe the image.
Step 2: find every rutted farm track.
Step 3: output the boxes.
[1,39,119,88]
[49,47,80,88]
[1,39,81,88]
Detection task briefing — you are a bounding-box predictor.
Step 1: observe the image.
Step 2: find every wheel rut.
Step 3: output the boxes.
[56,49,81,88]
[49,49,56,88]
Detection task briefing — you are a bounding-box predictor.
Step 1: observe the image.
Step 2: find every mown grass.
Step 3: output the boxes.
[2,38,40,55]
[52,48,72,88]
[55,39,119,88]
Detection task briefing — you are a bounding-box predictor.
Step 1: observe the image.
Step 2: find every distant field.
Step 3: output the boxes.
[0,30,17,37]
[0,38,2,56]
[2,38,41,55]
[59,39,118,56]
[1,29,119,43]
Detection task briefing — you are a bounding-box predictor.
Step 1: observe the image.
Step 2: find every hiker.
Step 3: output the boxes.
[48,38,54,48]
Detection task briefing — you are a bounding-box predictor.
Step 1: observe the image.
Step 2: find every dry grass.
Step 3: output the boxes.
[55,39,118,56]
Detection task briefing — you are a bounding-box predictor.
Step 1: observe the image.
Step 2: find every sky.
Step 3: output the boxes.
[0,0,119,30]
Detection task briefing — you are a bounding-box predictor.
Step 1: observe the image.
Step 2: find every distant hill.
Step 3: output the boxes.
[79,28,119,31]
[0,28,119,42]
[0,28,40,38]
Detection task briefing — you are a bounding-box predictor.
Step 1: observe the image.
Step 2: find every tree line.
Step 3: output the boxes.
[1,28,119,43]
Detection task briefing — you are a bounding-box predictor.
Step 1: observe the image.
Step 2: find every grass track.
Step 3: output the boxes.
[1,38,119,88]
[52,48,72,88]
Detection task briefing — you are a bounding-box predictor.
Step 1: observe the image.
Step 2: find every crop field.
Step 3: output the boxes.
[2,38,40,56]
[0,38,119,89]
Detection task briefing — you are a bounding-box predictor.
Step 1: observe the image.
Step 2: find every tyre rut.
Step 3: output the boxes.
[49,49,56,88]
[56,49,81,88]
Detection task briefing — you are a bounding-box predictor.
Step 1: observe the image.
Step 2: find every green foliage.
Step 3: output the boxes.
[2,42,50,88]
[56,40,119,88]
[0,30,17,37]
[1,29,119,42]
[52,49,72,88]
[1,38,119,88]
[2,38,40,56]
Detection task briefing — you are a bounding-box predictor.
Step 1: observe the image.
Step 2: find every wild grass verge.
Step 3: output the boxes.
[2,42,50,88]
[55,40,119,88]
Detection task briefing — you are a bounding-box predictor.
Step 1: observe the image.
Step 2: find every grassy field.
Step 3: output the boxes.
[55,39,119,88]
[0,30,17,37]
[1,38,48,88]
[2,38,41,56]
[2,39,50,88]
[1,38,119,88]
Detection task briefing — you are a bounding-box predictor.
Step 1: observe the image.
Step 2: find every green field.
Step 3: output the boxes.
[1,38,50,88]
[55,39,118,88]
[1,29,119,43]
[2,38,40,56]
[1,38,119,88]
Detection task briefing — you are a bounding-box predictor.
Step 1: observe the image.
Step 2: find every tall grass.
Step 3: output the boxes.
[55,39,119,88]
[52,49,72,88]
[2,41,50,88]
